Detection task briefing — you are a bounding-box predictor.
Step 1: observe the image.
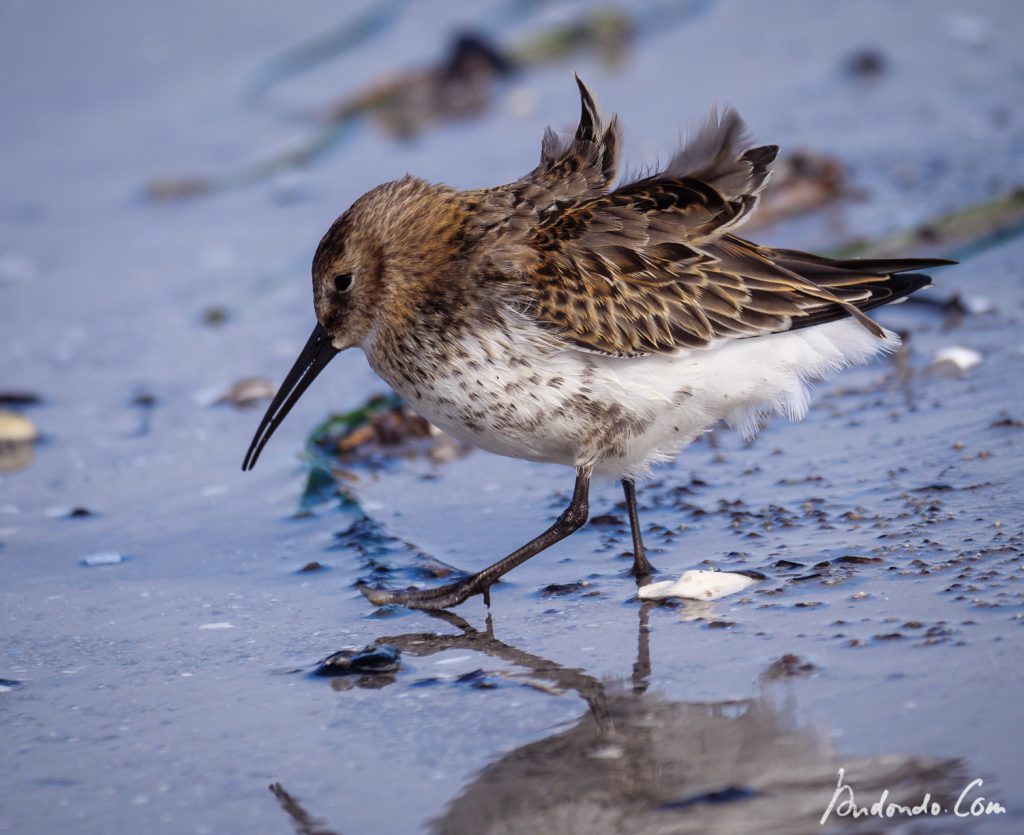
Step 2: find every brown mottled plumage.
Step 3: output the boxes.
[471,78,937,356]
[243,77,953,611]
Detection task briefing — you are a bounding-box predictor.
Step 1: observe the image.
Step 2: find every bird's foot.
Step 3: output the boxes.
[629,550,655,579]
[358,574,491,611]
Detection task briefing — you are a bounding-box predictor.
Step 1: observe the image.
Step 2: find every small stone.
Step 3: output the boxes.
[201,306,229,326]
[0,392,41,406]
[541,580,589,596]
[845,47,887,78]
[0,410,38,443]
[81,552,126,567]
[315,644,400,677]
[762,654,817,679]
[214,378,276,409]
[46,506,95,519]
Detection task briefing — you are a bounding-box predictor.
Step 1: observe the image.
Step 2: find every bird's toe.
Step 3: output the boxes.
[357,578,484,611]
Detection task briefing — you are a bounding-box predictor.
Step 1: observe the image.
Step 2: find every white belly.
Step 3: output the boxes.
[366,318,897,479]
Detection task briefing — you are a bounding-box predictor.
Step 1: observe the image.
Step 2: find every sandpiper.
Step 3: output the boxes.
[243,77,952,610]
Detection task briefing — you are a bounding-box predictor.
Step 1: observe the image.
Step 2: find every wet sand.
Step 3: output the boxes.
[2,1,1023,832]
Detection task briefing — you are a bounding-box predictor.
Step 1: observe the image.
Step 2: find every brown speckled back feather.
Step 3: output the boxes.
[469,79,951,357]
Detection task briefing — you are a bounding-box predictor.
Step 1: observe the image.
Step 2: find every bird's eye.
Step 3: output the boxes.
[333,273,354,293]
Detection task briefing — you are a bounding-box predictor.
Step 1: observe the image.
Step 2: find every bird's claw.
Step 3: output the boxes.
[358,576,489,611]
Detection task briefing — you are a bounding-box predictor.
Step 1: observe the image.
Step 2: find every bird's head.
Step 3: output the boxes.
[242,176,463,470]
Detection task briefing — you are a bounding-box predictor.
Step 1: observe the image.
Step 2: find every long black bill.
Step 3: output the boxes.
[242,323,340,471]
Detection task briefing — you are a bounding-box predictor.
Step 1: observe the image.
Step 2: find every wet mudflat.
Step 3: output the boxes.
[2,1,1023,833]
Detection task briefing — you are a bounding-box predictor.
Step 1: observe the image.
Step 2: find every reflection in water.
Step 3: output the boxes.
[270,782,340,835]
[273,606,965,835]
[0,440,34,473]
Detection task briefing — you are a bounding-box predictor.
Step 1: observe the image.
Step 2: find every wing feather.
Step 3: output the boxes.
[469,79,952,355]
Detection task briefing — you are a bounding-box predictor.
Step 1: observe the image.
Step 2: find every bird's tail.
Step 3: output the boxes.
[770,252,956,332]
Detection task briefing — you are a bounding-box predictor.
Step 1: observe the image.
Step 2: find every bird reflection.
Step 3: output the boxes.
[272,604,965,835]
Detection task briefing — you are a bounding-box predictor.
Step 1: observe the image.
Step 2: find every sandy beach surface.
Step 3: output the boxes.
[2,2,1023,832]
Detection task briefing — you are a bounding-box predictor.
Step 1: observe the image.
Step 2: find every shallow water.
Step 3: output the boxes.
[2,1,1023,833]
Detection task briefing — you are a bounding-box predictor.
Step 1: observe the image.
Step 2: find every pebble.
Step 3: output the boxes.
[213,377,276,409]
[0,410,39,443]
[46,507,94,519]
[81,552,126,567]
[761,654,817,680]
[315,644,400,677]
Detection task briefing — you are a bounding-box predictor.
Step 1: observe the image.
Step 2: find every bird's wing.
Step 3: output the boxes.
[520,108,950,356]
[462,77,620,273]
[512,74,620,208]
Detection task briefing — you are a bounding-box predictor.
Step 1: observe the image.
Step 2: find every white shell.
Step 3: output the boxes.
[81,552,125,567]
[638,569,758,601]
[930,345,983,372]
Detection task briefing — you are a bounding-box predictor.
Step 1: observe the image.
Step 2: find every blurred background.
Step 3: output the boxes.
[2,2,1023,834]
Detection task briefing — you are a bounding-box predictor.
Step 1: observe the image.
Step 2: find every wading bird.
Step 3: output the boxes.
[243,77,952,610]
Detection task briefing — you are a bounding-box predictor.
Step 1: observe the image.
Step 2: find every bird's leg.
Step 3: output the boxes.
[360,468,592,611]
[622,478,654,577]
